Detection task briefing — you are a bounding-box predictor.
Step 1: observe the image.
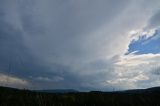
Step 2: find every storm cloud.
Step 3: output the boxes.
[0,0,160,91]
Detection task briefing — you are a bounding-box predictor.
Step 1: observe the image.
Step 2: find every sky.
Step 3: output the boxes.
[0,0,160,91]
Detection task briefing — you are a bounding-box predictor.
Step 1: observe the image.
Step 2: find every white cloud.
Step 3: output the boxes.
[0,74,28,88]
[129,28,156,42]
[107,53,160,89]
[33,76,64,82]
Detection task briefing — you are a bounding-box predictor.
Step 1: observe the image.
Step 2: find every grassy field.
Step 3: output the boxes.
[0,86,160,106]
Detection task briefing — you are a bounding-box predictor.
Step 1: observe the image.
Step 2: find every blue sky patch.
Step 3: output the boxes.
[128,30,160,55]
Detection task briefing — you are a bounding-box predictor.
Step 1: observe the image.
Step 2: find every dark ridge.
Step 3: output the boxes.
[0,86,160,106]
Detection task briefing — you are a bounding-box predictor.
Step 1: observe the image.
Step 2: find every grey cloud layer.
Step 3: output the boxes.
[146,10,160,29]
[0,0,160,90]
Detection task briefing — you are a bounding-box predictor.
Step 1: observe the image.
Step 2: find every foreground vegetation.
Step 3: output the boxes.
[0,86,160,106]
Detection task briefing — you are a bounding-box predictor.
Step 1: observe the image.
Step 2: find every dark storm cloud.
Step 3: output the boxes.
[0,9,78,89]
[0,16,92,90]
[0,17,59,81]
[0,0,131,90]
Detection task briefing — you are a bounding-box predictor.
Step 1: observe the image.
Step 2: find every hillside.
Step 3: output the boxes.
[0,86,160,106]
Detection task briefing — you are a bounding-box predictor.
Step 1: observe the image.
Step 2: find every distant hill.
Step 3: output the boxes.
[146,86,160,92]
[35,89,79,93]
[119,87,160,94]
[1,86,160,94]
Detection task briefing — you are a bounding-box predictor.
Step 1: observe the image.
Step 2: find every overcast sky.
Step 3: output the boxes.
[0,0,160,91]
